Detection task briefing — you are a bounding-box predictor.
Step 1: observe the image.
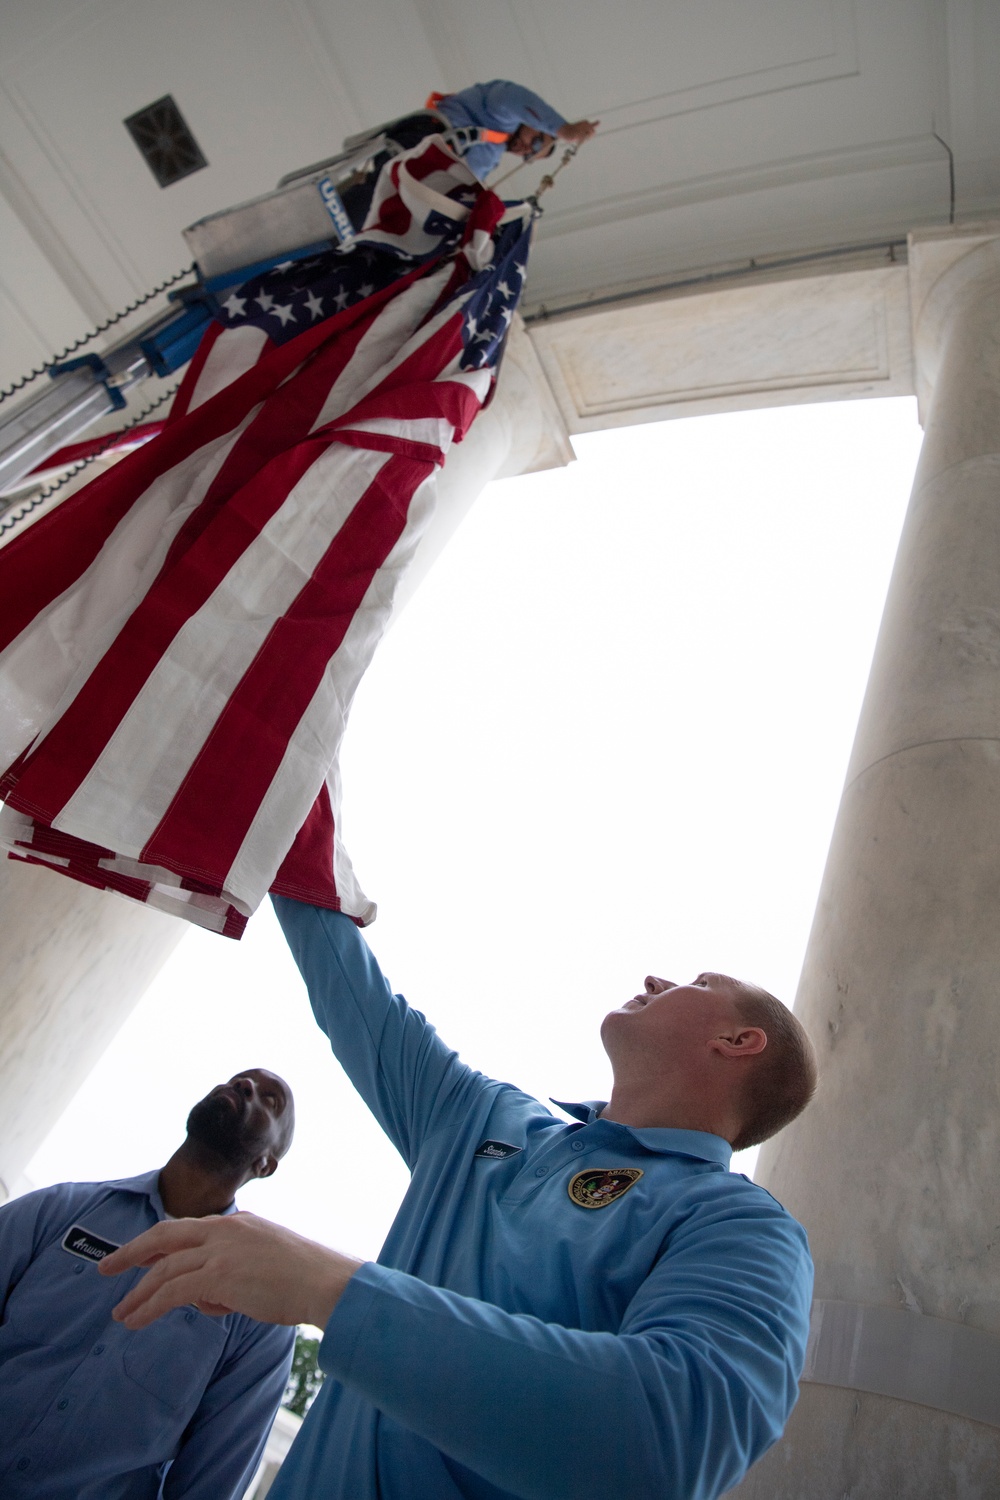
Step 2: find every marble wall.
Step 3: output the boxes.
[530,258,914,432]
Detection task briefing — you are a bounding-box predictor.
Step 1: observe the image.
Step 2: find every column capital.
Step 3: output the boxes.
[909,221,1000,423]
[385,313,572,622]
[493,316,575,479]
[804,1299,1000,1430]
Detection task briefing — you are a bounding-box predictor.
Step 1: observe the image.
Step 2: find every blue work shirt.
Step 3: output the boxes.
[271,897,813,1500]
[0,1169,295,1500]
[436,79,566,179]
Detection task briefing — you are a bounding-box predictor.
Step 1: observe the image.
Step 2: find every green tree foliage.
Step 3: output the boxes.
[283,1329,325,1418]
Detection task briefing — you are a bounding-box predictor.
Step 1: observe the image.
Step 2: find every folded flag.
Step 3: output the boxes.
[0,137,532,938]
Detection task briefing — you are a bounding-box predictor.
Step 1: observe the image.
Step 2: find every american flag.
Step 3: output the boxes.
[0,137,532,938]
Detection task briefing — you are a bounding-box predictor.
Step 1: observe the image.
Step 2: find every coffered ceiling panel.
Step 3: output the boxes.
[515,0,857,123]
[0,0,995,390]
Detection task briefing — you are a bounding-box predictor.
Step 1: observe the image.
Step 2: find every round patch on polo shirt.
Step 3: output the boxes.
[568,1167,643,1208]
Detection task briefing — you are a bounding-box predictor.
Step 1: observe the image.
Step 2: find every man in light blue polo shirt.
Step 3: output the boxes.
[433,80,599,179]
[331,79,598,236]
[104,897,817,1500]
[0,1067,296,1498]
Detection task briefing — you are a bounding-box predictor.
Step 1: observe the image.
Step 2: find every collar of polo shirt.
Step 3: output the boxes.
[549,1101,732,1167]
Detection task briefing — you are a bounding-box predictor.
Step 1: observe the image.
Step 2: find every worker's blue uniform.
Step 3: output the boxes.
[436,80,567,178]
[0,1170,294,1500]
[270,897,813,1500]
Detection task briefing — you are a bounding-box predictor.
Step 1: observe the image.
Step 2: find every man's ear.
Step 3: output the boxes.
[710,1027,767,1059]
[251,1153,278,1180]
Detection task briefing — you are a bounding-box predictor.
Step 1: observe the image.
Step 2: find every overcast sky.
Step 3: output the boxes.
[24,396,922,1261]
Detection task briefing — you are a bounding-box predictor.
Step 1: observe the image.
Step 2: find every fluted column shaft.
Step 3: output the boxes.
[736,233,1000,1496]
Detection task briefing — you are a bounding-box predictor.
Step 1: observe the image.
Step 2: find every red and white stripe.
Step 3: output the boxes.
[0,186,515,938]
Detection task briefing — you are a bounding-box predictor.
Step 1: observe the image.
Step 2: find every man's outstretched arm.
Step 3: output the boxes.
[101,1186,811,1500]
[273,896,492,1167]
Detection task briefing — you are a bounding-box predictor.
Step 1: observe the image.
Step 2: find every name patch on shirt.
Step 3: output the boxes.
[62,1224,121,1263]
[474,1140,523,1160]
[568,1168,643,1209]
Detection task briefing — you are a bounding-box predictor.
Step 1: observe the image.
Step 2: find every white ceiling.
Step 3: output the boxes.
[1,0,998,391]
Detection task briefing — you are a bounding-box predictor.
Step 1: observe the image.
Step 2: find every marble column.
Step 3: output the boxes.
[734,225,1000,1494]
[0,315,571,1201]
[0,866,183,1201]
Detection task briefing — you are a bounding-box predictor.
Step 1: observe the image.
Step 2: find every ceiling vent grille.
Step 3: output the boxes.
[124,96,208,188]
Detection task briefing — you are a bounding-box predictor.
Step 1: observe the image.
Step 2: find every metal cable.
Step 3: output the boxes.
[931,129,956,225]
[491,157,531,191]
[0,379,181,540]
[494,139,580,199]
[0,265,195,406]
[526,143,579,215]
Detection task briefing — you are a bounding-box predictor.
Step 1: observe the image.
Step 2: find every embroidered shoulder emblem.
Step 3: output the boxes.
[568,1167,643,1209]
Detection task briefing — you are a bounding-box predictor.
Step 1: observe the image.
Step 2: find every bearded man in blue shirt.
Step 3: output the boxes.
[102,897,817,1500]
[0,1067,296,1498]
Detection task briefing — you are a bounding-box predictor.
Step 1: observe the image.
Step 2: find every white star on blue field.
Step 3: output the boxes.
[209,211,532,377]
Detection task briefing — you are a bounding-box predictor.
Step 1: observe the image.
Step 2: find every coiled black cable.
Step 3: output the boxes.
[0,378,181,540]
[0,265,195,406]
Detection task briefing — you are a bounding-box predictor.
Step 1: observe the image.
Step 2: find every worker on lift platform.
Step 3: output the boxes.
[428,79,599,179]
[332,78,598,240]
[342,79,598,182]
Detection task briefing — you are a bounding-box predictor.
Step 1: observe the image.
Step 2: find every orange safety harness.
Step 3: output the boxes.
[425,92,509,145]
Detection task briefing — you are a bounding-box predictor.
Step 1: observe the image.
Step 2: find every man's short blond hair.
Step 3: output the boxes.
[731,986,817,1153]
